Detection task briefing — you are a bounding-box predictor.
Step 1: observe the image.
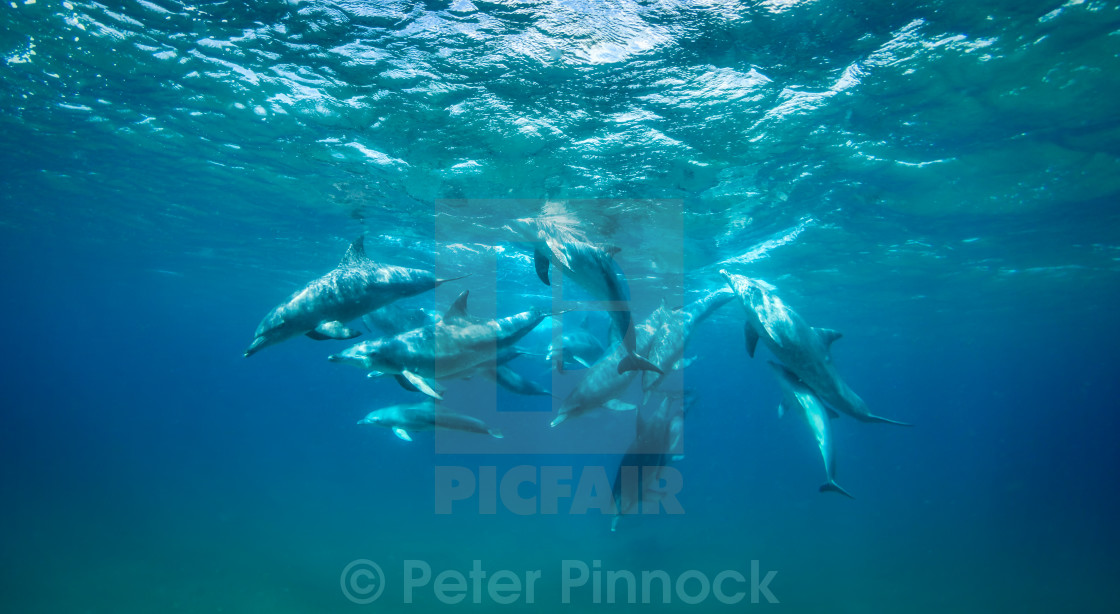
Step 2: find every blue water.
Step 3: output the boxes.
[3,0,1120,612]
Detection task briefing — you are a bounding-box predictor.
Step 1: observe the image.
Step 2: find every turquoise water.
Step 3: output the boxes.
[2,0,1119,612]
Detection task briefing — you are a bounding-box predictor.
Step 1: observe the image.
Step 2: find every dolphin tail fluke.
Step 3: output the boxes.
[617,353,663,375]
[820,481,855,499]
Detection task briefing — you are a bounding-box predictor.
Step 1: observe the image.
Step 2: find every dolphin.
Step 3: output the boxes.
[508,216,661,375]
[639,287,735,402]
[768,361,854,498]
[611,393,686,531]
[550,303,671,427]
[546,326,606,371]
[720,270,910,426]
[357,401,503,441]
[489,365,551,396]
[329,291,552,400]
[245,236,460,357]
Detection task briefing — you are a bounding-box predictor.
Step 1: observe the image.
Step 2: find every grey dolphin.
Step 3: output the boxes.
[245,236,459,357]
[550,303,671,427]
[639,287,736,402]
[546,321,606,371]
[508,216,661,375]
[490,365,551,396]
[611,393,686,531]
[357,401,503,441]
[329,291,552,400]
[720,270,910,426]
[768,361,854,498]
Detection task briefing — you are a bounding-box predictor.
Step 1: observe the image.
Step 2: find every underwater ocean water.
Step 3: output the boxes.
[3,0,1120,612]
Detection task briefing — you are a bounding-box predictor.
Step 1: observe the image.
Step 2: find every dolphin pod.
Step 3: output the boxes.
[245,236,460,357]
[247,231,911,520]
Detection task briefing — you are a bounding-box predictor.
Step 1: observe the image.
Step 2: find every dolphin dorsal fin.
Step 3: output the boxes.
[815,327,843,348]
[443,290,470,324]
[340,236,368,267]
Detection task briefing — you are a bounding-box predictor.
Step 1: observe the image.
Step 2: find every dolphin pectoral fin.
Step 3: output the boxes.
[309,321,361,340]
[820,481,855,499]
[367,371,386,378]
[394,374,421,393]
[392,428,413,442]
[815,327,843,348]
[745,324,760,358]
[534,250,551,285]
[777,403,786,419]
[573,356,592,369]
[617,354,663,375]
[604,400,637,412]
[401,370,443,400]
[610,515,620,532]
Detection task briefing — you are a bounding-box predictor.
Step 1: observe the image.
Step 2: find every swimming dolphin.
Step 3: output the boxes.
[639,287,735,402]
[550,303,671,427]
[357,401,503,441]
[489,365,551,396]
[508,216,661,375]
[720,270,910,426]
[768,361,854,498]
[546,316,607,371]
[245,236,459,357]
[329,291,552,400]
[611,393,686,531]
